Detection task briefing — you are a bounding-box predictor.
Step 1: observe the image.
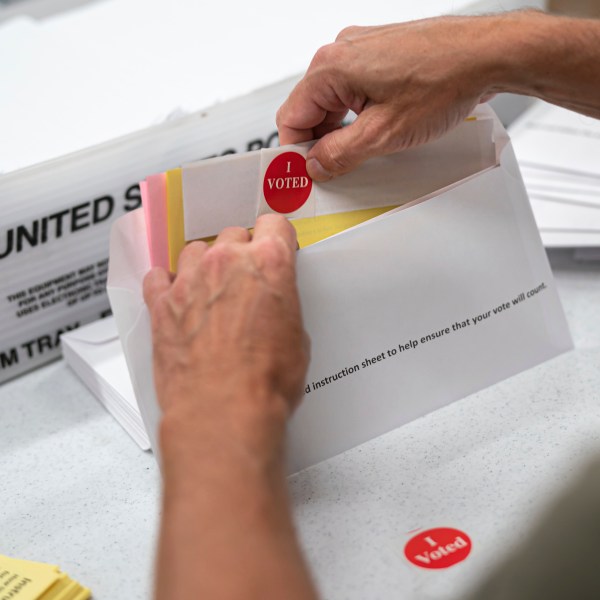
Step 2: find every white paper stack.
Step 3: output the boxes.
[61,317,149,449]
[509,100,600,250]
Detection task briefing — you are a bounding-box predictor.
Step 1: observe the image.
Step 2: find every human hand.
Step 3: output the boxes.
[277,15,505,181]
[148,216,319,600]
[143,214,309,464]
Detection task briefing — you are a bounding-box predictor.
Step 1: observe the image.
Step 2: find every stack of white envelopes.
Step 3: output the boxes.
[61,317,150,449]
[509,100,600,252]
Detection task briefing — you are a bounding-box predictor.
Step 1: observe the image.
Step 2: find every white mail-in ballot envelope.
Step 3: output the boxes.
[107,106,572,474]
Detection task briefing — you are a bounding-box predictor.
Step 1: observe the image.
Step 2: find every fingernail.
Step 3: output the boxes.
[307,158,333,182]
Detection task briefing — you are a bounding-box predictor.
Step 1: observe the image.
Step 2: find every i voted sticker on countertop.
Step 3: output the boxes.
[404,527,472,569]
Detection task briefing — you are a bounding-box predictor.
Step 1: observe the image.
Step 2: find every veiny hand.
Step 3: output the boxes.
[277,15,505,181]
[147,215,319,600]
[143,214,309,463]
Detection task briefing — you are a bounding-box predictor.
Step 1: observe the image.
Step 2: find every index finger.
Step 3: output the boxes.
[276,74,349,146]
[276,89,326,146]
[252,213,298,254]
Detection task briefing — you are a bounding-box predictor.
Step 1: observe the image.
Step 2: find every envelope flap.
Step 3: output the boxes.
[107,208,161,459]
[122,304,162,464]
[107,209,151,291]
[107,209,150,340]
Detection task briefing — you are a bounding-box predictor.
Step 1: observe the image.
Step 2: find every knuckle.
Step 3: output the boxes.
[142,268,159,301]
[259,213,287,228]
[256,236,289,270]
[359,115,387,147]
[178,240,207,265]
[202,243,235,275]
[153,295,170,321]
[221,225,247,237]
[322,110,392,174]
[312,42,338,67]
[366,107,408,153]
[189,239,208,251]
[323,134,353,172]
[150,293,175,336]
[169,278,191,309]
[262,213,295,238]
[216,225,251,244]
[335,25,361,41]
[260,237,283,261]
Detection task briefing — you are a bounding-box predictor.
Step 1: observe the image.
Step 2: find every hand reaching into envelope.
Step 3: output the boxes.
[144,214,317,600]
[143,213,309,459]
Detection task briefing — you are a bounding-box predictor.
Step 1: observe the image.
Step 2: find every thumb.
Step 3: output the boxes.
[306,108,389,181]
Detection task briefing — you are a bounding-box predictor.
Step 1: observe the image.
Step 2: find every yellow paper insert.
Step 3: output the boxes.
[166,168,185,272]
[170,205,399,271]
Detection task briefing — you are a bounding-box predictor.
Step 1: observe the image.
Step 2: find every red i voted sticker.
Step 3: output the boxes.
[263,151,312,214]
[404,527,472,569]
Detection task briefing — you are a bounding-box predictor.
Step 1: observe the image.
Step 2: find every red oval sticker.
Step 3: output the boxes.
[404,527,471,569]
[263,151,312,214]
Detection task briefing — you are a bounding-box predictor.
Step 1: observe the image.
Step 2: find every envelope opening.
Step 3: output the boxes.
[163,112,499,266]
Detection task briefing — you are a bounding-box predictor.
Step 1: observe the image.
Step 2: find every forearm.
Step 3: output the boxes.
[482,11,600,118]
[154,402,318,600]
[277,10,600,179]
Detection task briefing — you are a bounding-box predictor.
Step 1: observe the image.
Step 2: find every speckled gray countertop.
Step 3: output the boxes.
[1,249,599,600]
